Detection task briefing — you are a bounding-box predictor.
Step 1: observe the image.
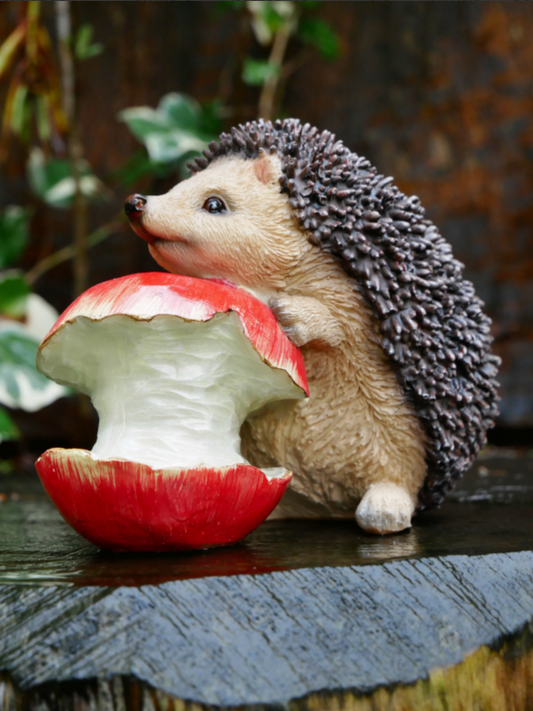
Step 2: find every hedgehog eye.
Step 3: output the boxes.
[202,196,227,214]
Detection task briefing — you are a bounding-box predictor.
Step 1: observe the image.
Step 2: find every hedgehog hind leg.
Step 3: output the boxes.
[355,482,416,535]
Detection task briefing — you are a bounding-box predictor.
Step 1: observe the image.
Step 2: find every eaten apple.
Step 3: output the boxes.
[35,273,308,551]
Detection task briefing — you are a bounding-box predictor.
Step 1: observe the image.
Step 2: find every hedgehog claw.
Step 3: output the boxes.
[269,295,344,348]
[270,296,313,347]
[277,322,309,348]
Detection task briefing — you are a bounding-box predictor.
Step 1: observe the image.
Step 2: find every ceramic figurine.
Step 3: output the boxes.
[35,273,307,551]
[125,118,501,535]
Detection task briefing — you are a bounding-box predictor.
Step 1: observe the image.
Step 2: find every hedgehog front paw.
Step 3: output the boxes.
[269,304,310,348]
[269,295,343,348]
[355,482,415,535]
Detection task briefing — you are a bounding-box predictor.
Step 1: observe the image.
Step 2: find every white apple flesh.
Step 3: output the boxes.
[39,312,302,475]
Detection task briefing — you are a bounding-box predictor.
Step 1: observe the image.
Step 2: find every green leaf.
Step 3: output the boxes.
[242,58,280,86]
[36,94,51,142]
[27,148,70,199]
[74,24,104,61]
[120,94,206,139]
[0,406,19,443]
[263,3,287,33]
[298,17,341,60]
[0,331,39,369]
[44,174,103,206]
[248,4,274,45]
[0,206,31,269]
[0,329,60,410]
[0,310,67,411]
[118,107,171,142]
[10,83,28,135]
[247,2,297,45]
[27,148,105,208]
[1,366,19,400]
[0,272,29,319]
[119,93,218,166]
[0,24,25,82]
[159,93,202,132]
[145,131,207,164]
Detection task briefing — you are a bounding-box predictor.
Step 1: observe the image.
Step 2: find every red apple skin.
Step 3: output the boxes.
[35,449,292,552]
[39,273,308,396]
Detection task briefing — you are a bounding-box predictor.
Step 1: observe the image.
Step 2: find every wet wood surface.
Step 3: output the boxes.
[0,453,532,709]
[0,452,531,586]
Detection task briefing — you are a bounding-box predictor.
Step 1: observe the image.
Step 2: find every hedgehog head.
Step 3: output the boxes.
[131,118,501,510]
[137,151,307,290]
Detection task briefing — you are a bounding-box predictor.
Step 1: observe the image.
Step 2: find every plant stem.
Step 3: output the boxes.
[70,148,88,297]
[25,220,120,286]
[55,0,88,298]
[26,2,41,64]
[258,25,291,121]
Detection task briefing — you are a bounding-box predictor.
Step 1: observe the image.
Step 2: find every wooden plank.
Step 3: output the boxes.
[1,550,533,707]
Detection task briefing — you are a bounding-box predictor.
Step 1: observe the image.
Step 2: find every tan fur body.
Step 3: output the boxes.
[241,251,427,519]
[134,154,427,532]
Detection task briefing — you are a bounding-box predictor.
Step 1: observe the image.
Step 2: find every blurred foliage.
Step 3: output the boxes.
[0,6,221,446]
[242,58,280,86]
[0,207,66,441]
[219,1,341,120]
[73,23,103,61]
[0,405,19,444]
[0,206,31,270]
[0,273,30,320]
[119,93,221,178]
[0,331,50,402]
[241,1,340,61]
[245,1,340,58]
[0,0,341,448]
[0,1,67,158]
[246,1,297,45]
[298,16,341,60]
[27,148,106,208]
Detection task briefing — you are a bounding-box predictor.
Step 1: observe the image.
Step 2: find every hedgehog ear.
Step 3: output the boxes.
[253,152,274,185]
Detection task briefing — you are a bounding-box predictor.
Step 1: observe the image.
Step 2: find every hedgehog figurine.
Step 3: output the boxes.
[124,118,500,535]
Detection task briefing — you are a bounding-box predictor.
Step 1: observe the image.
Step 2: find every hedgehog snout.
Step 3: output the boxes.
[125,193,155,244]
[124,194,147,218]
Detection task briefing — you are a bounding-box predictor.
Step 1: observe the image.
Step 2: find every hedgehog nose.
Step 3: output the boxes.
[124,194,147,219]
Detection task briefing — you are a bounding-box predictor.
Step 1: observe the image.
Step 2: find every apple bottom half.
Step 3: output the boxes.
[35,449,292,552]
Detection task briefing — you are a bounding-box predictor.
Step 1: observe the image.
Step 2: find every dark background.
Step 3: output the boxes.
[0,1,532,450]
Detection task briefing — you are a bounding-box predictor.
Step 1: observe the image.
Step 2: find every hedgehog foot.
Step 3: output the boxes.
[355,482,415,535]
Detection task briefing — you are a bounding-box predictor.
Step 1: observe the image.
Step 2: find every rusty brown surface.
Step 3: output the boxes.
[0,1,531,434]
